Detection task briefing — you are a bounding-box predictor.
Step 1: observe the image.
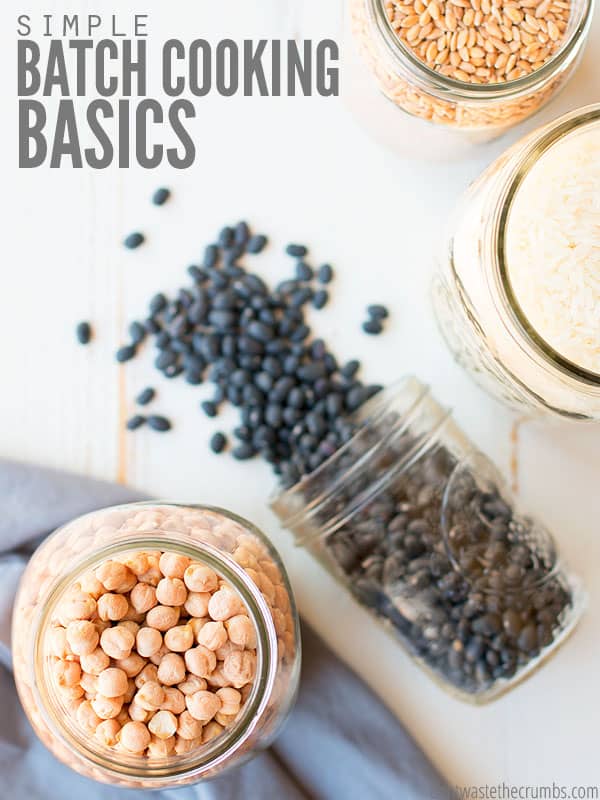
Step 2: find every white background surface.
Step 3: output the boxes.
[2,0,600,794]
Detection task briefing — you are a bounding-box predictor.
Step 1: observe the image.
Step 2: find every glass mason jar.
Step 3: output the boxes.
[344,0,594,159]
[432,104,600,419]
[12,502,300,789]
[271,378,584,703]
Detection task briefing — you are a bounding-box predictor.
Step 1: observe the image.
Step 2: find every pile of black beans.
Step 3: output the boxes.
[117,221,382,486]
[313,431,573,696]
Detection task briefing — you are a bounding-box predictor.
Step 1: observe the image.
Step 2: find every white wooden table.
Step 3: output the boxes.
[2,1,600,793]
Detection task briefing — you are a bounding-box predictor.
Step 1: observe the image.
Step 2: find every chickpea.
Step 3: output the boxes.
[95,561,136,593]
[122,603,146,623]
[184,592,211,618]
[128,701,150,722]
[216,687,242,716]
[66,620,99,656]
[49,627,71,659]
[150,643,171,666]
[232,547,258,570]
[94,619,111,635]
[184,645,216,679]
[124,679,137,703]
[129,582,157,614]
[206,665,230,689]
[80,647,110,676]
[122,552,151,577]
[155,577,187,607]
[197,620,228,652]
[274,584,290,613]
[95,719,121,747]
[120,721,151,753]
[215,712,237,727]
[135,681,165,711]
[223,651,256,688]
[79,571,105,599]
[116,708,130,726]
[202,721,224,743]
[79,672,99,695]
[258,573,276,605]
[225,615,257,649]
[157,653,186,686]
[271,607,287,637]
[76,700,102,733]
[186,690,222,723]
[53,659,81,689]
[159,552,190,579]
[60,684,85,700]
[164,624,194,653]
[183,563,218,593]
[208,588,245,621]
[137,554,162,586]
[97,593,129,622]
[178,674,207,695]
[175,735,201,754]
[91,694,123,720]
[136,627,163,658]
[260,559,281,585]
[161,687,186,714]
[100,625,135,660]
[58,590,96,624]
[97,668,129,698]
[148,710,178,740]
[134,663,158,689]
[177,710,204,740]
[215,639,242,661]
[147,734,176,758]
[146,605,180,632]
[188,617,209,641]
[115,653,146,678]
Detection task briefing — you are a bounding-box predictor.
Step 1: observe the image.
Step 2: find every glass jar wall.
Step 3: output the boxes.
[343,0,594,159]
[432,104,600,419]
[271,378,584,703]
[12,503,300,789]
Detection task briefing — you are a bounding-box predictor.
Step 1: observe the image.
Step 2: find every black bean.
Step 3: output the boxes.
[152,187,171,206]
[286,243,308,258]
[210,432,227,453]
[367,304,389,320]
[218,226,234,248]
[185,368,203,385]
[155,350,177,370]
[232,443,257,460]
[116,344,137,363]
[201,400,218,418]
[147,415,172,432]
[246,234,267,254]
[144,317,161,334]
[290,288,314,308]
[295,261,314,281]
[126,414,146,431]
[313,290,329,310]
[124,232,145,249]
[136,387,156,406]
[317,263,333,284]
[129,321,146,346]
[234,221,250,247]
[155,331,171,350]
[149,293,168,315]
[75,321,92,345]
[247,321,274,343]
[209,310,237,330]
[362,319,383,335]
[203,244,219,269]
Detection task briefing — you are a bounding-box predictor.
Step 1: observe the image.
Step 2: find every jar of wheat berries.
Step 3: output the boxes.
[345,0,593,158]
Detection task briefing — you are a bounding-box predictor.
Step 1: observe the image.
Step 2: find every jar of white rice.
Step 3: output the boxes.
[432,104,600,419]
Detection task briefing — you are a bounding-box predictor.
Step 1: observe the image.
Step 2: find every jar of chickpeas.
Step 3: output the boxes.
[343,0,593,158]
[12,503,300,789]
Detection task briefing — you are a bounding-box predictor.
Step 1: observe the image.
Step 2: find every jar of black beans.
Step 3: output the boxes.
[271,377,585,703]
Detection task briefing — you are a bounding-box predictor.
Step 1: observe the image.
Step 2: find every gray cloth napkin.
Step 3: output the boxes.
[0,458,449,800]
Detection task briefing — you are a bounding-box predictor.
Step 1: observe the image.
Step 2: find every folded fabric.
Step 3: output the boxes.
[0,458,449,800]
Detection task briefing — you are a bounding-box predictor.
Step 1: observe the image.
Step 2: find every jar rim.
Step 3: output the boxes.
[28,504,282,786]
[494,104,600,392]
[365,0,594,102]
